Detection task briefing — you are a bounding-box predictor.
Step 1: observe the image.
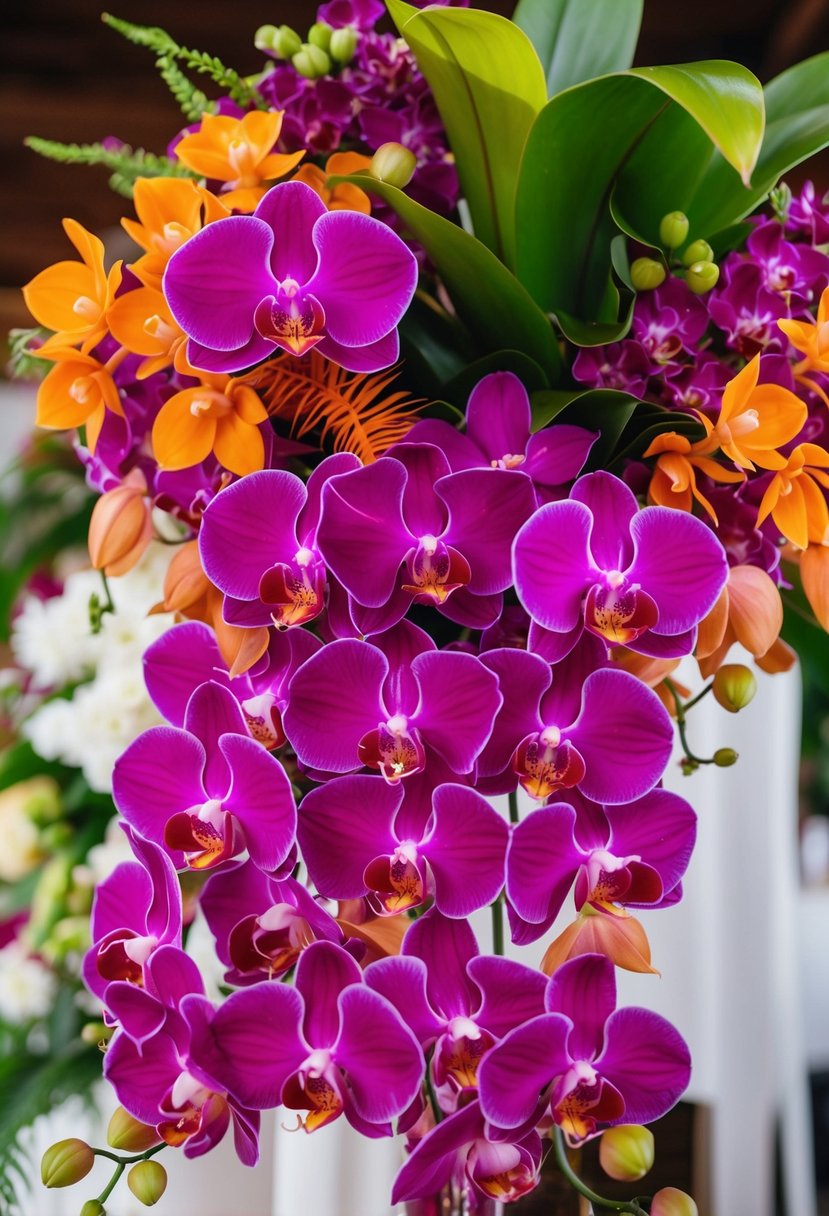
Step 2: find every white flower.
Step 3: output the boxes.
[0,777,56,882]
[0,942,56,1024]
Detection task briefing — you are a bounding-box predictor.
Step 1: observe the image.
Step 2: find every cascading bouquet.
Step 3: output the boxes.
[16,0,829,1212]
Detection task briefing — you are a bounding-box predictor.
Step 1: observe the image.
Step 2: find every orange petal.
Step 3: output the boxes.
[215,623,270,677]
[335,915,407,962]
[161,541,210,613]
[326,151,373,176]
[719,353,760,423]
[770,478,809,549]
[696,585,729,659]
[23,261,98,334]
[213,412,266,476]
[801,544,829,632]
[228,383,268,426]
[540,911,658,976]
[726,565,783,657]
[755,636,797,674]
[152,392,217,470]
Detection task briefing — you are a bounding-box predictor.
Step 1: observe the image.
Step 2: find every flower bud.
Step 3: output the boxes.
[127,1161,168,1207]
[292,42,332,78]
[273,25,303,58]
[87,469,152,577]
[686,260,720,294]
[713,746,738,767]
[41,1139,95,1188]
[598,1124,654,1181]
[630,257,666,291]
[650,1186,699,1216]
[681,239,714,266]
[80,1202,106,1216]
[307,21,333,52]
[329,26,358,63]
[659,211,690,249]
[107,1106,162,1152]
[80,1020,111,1046]
[369,142,418,188]
[253,24,280,53]
[712,663,757,713]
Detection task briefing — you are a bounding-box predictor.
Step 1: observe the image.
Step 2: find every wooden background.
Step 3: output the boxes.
[2,0,828,335]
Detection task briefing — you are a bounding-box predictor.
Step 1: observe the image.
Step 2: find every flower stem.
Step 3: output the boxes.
[552,1128,649,1214]
[665,678,718,768]
[508,788,520,824]
[491,895,504,956]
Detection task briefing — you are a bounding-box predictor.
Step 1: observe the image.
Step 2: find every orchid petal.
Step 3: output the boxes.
[513,501,594,631]
[392,1104,483,1205]
[412,650,501,775]
[596,1007,691,1124]
[336,986,424,1123]
[439,469,537,595]
[253,180,325,283]
[605,790,696,895]
[143,622,227,727]
[295,940,363,1048]
[478,649,550,778]
[478,1014,571,1129]
[466,956,548,1039]
[403,909,479,1021]
[184,681,247,795]
[506,803,582,929]
[426,785,509,917]
[113,727,206,858]
[466,372,531,461]
[545,954,617,1060]
[629,508,727,634]
[571,472,638,570]
[364,955,444,1044]
[298,775,402,898]
[220,733,296,872]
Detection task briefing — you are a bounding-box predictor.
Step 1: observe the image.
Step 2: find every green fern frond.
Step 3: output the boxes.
[155,55,211,122]
[24,137,197,199]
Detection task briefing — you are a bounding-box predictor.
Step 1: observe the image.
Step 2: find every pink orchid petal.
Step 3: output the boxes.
[296,940,363,1048]
[220,733,297,872]
[412,650,502,775]
[336,986,424,1123]
[513,500,595,631]
[545,953,618,1060]
[426,785,509,917]
[298,775,402,899]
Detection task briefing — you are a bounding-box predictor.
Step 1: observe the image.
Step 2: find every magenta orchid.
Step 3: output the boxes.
[163,180,418,373]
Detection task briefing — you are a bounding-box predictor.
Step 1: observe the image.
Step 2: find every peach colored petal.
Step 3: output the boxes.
[755,636,797,674]
[152,391,217,470]
[726,565,783,657]
[770,478,809,549]
[697,623,736,679]
[540,911,658,976]
[215,623,270,678]
[336,915,407,962]
[696,586,730,659]
[801,544,829,632]
[213,412,265,476]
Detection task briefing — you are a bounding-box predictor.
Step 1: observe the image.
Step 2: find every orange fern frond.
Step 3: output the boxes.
[242,351,424,464]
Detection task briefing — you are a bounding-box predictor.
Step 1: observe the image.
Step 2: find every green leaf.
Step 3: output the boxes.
[685,52,829,238]
[386,0,546,266]
[443,349,549,408]
[552,389,645,469]
[333,173,561,382]
[512,0,643,96]
[514,62,765,339]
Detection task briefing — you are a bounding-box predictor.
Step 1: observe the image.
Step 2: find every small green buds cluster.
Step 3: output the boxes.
[598,1124,655,1181]
[257,17,358,76]
[369,142,418,189]
[330,27,358,63]
[686,260,720,294]
[293,43,331,79]
[127,1160,168,1207]
[254,24,302,58]
[650,1186,699,1216]
[682,239,714,266]
[659,211,690,250]
[712,663,757,713]
[41,1139,95,1188]
[80,1201,106,1216]
[107,1106,162,1152]
[630,257,666,292]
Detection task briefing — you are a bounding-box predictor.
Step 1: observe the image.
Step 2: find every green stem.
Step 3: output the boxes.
[491,895,504,956]
[94,1143,167,1167]
[424,1051,443,1125]
[508,788,520,825]
[96,1161,124,1205]
[665,678,716,767]
[552,1128,649,1214]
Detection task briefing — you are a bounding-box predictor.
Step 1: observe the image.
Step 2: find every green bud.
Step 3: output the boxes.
[307,21,333,52]
[369,142,418,189]
[630,257,666,292]
[686,260,720,294]
[80,1202,106,1216]
[712,663,757,713]
[680,757,699,776]
[599,1124,655,1181]
[41,1139,95,1188]
[80,1020,111,1046]
[107,1106,162,1152]
[254,24,280,53]
[650,1187,699,1216]
[127,1161,168,1207]
[292,43,332,79]
[659,210,690,249]
[275,25,303,58]
[713,747,739,767]
[681,239,714,267]
[770,182,792,224]
[329,27,358,64]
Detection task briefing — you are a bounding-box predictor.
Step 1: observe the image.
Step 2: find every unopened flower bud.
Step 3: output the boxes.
[686,260,720,294]
[681,239,714,266]
[307,21,333,52]
[270,25,303,58]
[329,26,358,63]
[292,42,332,78]
[712,663,757,713]
[659,211,690,249]
[80,1020,111,1046]
[87,469,152,577]
[127,1161,168,1207]
[713,746,738,767]
[630,257,666,291]
[650,1186,699,1216]
[369,142,418,188]
[599,1124,654,1181]
[41,1139,94,1188]
[254,24,280,53]
[107,1107,162,1152]
[80,1202,106,1216]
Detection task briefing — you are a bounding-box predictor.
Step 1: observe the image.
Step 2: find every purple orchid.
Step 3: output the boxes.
[513,470,728,658]
[282,623,502,790]
[366,910,546,1107]
[393,1101,542,1208]
[316,443,537,631]
[104,945,260,1163]
[113,680,296,873]
[198,455,359,631]
[630,276,709,377]
[163,181,418,373]
[298,774,508,917]
[185,940,424,1136]
[478,953,691,1143]
[505,787,697,945]
[83,826,182,1005]
[401,371,596,501]
[475,636,674,805]
[571,339,651,397]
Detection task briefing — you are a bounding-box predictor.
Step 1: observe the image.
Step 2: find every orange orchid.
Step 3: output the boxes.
[23,219,122,355]
[707,353,807,471]
[88,469,153,577]
[642,420,744,522]
[778,285,829,404]
[106,283,191,379]
[800,543,829,633]
[293,152,373,214]
[756,442,829,550]
[695,563,784,677]
[151,373,269,476]
[35,347,124,453]
[122,177,230,288]
[173,111,304,213]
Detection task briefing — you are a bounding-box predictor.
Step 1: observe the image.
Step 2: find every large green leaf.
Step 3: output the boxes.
[332,172,562,381]
[514,62,765,341]
[386,0,546,266]
[512,0,643,96]
[685,52,829,237]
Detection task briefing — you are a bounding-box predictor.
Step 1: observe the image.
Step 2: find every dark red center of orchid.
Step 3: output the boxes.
[513,729,586,801]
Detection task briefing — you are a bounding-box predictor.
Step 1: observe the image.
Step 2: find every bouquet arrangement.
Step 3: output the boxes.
[14,0,829,1212]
